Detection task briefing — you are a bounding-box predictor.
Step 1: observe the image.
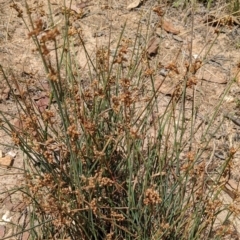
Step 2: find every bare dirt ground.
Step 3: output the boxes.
[1,0,240,239]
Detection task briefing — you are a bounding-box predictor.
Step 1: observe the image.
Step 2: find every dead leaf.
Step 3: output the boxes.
[147,37,160,56]
[0,226,6,239]
[13,118,25,132]
[36,96,50,112]
[34,95,50,112]
[0,155,13,168]
[22,232,30,240]
[162,19,180,35]
[2,87,10,101]
[4,199,14,211]
[127,0,142,10]
[153,6,165,16]
[227,179,240,191]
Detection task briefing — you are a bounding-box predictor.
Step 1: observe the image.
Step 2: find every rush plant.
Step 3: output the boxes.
[0,0,238,239]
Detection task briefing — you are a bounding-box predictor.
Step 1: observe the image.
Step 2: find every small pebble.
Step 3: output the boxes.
[93,31,104,37]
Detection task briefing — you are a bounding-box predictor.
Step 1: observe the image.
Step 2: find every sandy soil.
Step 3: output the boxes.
[1,0,240,239]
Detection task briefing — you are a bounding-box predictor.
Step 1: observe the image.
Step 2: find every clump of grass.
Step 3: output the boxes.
[173,0,240,10]
[0,0,238,239]
[228,0,240,14]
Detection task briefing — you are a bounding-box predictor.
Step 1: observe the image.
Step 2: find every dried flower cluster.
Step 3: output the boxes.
[144,188,162,205]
